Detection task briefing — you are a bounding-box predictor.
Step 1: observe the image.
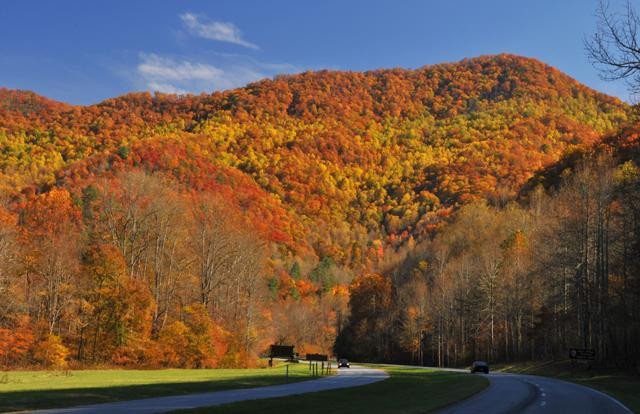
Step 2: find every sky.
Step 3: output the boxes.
[0,0,632,105]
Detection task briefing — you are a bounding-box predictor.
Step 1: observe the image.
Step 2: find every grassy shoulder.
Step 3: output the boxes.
[0,363,314,412]
[494,360,640,413]
[172,365,489,414]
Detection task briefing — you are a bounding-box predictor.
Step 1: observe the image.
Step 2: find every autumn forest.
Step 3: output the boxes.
[1,52,640,372]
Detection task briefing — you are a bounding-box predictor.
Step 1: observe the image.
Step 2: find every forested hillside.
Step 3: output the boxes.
[336,125,640,372]
[0,54,635,369]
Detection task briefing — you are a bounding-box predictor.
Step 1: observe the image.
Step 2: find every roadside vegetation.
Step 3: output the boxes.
[495,360,640,413]
[0,363,315,412]
[172,366,488,414]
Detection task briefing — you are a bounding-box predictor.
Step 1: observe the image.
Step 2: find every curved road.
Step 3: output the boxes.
[28,366,388,414]
[436,369,632,414]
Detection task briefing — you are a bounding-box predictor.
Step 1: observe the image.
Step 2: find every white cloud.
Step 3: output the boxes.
[138,53,223,81]
[136,53,268,94]
[147,82,188,95]
[180,13,259,50]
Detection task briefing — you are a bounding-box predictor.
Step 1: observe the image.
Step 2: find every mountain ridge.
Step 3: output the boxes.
[1,54,625,109]
[0,54,631,251]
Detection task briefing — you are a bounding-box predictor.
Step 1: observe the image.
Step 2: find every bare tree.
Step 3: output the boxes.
[188,193,266,351]
[97,171,190,333]
[99,171,158,279]
[586,0,640,97]
[188,195,238,309]
[0,205,19,323]
[147,191,188,332]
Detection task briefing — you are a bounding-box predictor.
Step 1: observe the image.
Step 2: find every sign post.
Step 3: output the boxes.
[306,354,328,376]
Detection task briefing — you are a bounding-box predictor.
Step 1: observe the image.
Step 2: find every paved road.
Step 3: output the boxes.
[436,369,632,414]
[26,366,388,414]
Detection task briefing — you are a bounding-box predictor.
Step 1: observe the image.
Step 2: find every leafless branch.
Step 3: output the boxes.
[585,0,640,97]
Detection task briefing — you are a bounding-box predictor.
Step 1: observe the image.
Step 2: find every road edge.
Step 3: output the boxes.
[23,366,389,414]
[360,363,491,413]
[510,372,634,414]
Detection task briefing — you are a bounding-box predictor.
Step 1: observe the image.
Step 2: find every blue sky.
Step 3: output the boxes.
[0,0,631,105]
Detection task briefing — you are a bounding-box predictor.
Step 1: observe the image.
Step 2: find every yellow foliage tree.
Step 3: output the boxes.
[33,334,69,369]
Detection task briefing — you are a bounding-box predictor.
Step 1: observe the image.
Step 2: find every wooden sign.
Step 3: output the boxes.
[569,348,595,360]
[306,353,328,361]
[270,345,294,358]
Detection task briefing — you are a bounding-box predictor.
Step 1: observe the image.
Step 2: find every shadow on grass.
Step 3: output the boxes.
[0,372,310,412]
[174,368,489,414]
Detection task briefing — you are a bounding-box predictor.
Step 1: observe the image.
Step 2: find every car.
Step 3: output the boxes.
[338,358,350,368]
[470,360,489,374]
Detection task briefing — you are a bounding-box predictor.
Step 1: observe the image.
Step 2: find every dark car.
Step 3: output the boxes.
[338,358,350,368]
[470,360,489,374]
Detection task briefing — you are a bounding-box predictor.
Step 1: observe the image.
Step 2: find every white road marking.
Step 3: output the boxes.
[541,401,547,407]
[542,393,546,397]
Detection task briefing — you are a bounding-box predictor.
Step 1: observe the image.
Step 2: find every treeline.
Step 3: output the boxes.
[0,170,348,369]
[337,153,640,371]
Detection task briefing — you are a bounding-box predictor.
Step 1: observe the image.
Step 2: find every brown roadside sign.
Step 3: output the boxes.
[270,345,294,358]
[306,353,328,361]
[569,348,595,360]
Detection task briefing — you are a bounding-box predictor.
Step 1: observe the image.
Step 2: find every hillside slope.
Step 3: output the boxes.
[0,55,630,253]
[0,54,634,367]
[344,114,640,368]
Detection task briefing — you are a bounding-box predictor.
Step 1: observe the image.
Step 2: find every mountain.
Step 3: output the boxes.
[0,54,634,368]
[0,55,630,245]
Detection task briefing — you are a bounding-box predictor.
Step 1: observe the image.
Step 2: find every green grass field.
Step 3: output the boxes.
[495,360,640,413]
[0,363,316,412]
[172,366,489,414]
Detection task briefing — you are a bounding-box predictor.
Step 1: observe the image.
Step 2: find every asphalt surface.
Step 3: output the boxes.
[436,369,632,414]
[20,364,633,414]
[26,366,389,414]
